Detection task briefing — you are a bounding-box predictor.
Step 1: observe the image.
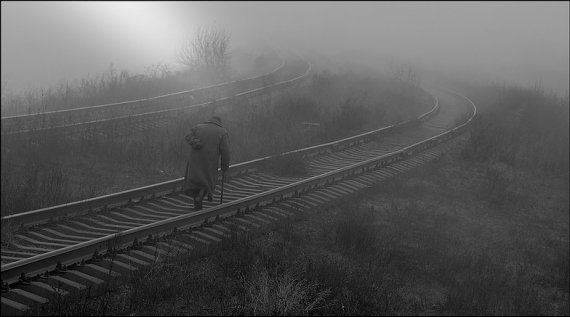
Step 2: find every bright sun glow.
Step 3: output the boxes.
[81,2,197,68]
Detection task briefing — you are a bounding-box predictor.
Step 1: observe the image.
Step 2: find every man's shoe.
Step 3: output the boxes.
[197,188,206,200]
[194,200,203,211]
[207,194,213,202]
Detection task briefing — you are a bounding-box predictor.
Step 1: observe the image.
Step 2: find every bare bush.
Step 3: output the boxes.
[177,25,232,81]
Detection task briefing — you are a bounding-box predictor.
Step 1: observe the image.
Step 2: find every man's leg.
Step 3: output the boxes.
[194,188,206,211]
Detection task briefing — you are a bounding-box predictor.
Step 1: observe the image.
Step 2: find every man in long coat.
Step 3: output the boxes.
[183,116,230,211]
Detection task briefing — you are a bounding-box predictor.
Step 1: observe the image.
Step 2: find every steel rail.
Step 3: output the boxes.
[1,53,285,120]
[0,86,477,285]
[0,58,308,137]
[0,53,287,134]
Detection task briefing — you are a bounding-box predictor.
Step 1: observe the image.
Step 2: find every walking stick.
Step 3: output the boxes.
[220,171,225,204]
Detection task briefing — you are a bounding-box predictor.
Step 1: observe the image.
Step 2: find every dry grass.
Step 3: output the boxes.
[26,136,568,315]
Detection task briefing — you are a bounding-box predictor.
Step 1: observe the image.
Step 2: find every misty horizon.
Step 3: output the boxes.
[1,1,569,98]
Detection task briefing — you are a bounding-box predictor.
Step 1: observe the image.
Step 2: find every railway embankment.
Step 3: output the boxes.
[24,130,568,316]
[21,81,568,316]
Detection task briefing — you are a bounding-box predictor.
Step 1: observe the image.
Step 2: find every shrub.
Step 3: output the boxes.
[463,84,569,180]
[272,94,322,128]
[244,266,331,315]
[333,96,370,133]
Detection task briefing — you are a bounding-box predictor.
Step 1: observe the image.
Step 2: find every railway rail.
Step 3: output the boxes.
[1,83,476,314]
[0,52,306,137]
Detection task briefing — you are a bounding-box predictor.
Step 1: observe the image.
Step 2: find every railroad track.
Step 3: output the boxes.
[0,84,476,315]
[0,52,307,138]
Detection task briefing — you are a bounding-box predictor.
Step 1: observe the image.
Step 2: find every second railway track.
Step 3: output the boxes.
[0,52,308,138]
[1,84,476,315]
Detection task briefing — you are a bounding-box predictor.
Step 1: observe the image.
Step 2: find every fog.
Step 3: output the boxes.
[2,1,568,97]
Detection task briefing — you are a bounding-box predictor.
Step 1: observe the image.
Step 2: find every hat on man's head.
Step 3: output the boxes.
[209,116,222,125]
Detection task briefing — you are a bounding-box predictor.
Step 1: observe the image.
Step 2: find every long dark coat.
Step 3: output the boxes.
[183,117,230,198]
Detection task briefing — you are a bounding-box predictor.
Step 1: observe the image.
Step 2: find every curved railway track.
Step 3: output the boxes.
[1,83,476,314]
[0,52,308,138]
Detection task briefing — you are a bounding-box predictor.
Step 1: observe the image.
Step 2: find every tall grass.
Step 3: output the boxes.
[1,63,181,116]
[1,50,276,117]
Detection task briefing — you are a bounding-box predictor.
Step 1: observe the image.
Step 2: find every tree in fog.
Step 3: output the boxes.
[388,60,421,87]
[177,25,232,81]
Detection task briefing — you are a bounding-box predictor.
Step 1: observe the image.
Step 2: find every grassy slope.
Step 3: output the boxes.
[29,128,569,316]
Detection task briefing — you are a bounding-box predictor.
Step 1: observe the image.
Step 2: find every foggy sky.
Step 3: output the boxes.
[2,1,569,97]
